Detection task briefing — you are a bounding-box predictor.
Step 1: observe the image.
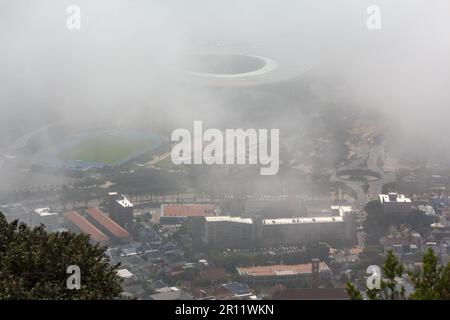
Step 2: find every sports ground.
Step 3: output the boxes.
[60,134,153,165]
[35,130,165,170]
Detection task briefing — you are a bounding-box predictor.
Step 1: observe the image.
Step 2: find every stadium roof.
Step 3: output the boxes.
[85,207,131,239]
[64,210,109,242]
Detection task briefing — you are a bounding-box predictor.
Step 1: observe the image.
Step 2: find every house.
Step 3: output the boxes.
[215,282,253,300]
[149,289,194,300]
[122,284,148,300]
[199,267,229,283]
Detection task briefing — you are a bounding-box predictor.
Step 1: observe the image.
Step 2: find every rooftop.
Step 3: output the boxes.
[237,262,330,277]
[34,207,58,217]
[149,289,194,300]
[379,193,411,203]
[116,196,133,208]
[117,268,134,279]
[85,207,131,239]
[161,204,216,217]
[263,216,343,225]
[205,216,253,224]
[221,282,252,296]
[64,210,109,242]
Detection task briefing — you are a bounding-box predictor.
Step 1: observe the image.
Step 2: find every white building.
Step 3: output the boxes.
[33,207,59,231]
[202,206,357,249]
[379,193,412,215]
[108,192,134,226]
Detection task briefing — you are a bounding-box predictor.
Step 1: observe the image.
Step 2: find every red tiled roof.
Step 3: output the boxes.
[237,262,330,277]
[199,267,228,282]
[349,247,363,255]
[85,207,131,239]
[64,210,109,242]
[161,204,216,217]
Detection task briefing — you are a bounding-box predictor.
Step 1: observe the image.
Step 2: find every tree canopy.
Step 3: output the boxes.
[0,212,122,299]
[347,249,450,300]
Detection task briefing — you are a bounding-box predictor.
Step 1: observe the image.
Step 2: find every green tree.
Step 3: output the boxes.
[409,249,450,300]
[347,250,405,300]
[348,249,450,300]
[377,250,405,300]
[345,282,362,300]
[0,212,122,299]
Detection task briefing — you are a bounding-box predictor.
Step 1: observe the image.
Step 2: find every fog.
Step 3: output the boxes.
[0,0,450,185]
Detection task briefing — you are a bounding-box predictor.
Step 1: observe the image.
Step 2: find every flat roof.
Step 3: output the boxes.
[117,269,134,279]
[64,210,109,242]
[263,216,343,225]
[205,216,253,224]
[162,204,216,217]
[116,196,133,208]
[237,262,331,277]
[34,207,58,217]
[85,207,131,239]
[379,193,411,203]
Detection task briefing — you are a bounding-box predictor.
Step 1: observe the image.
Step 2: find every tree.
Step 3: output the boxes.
[346,282,362,300]
[0,212,122,299]
[347,249,450,300]
[409,249,450,300]
[376,250,405,300]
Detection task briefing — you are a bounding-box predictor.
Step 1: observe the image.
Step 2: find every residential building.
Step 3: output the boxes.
[149,288,194,300]
[108,192,134,227]
[215,282,254,300]
[237,261,332,287]
[201,206,357,249]
[160,203,217,225]
[32,207,59,231]
[202,216,254,248]
[379,193,412,215]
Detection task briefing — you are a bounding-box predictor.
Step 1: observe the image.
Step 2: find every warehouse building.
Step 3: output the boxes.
[85,207,132,243]
[64,210,109,243]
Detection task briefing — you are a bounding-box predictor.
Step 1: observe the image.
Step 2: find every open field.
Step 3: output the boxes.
[60,134,156,165]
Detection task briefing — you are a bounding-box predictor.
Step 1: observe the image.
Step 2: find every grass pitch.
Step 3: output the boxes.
[60,134,153,165]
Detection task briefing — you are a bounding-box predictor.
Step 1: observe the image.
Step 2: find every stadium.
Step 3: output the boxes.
[180,46,308,88]
[31,129,165,171]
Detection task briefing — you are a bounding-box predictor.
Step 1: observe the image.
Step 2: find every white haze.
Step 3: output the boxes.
[0,0,449,156]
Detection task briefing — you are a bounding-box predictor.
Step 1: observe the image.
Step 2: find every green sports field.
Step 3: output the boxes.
[60,134,154,165]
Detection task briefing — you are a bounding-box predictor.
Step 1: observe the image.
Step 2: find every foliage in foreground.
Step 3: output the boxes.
[347,249,450,300]
[0,213,122,299]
